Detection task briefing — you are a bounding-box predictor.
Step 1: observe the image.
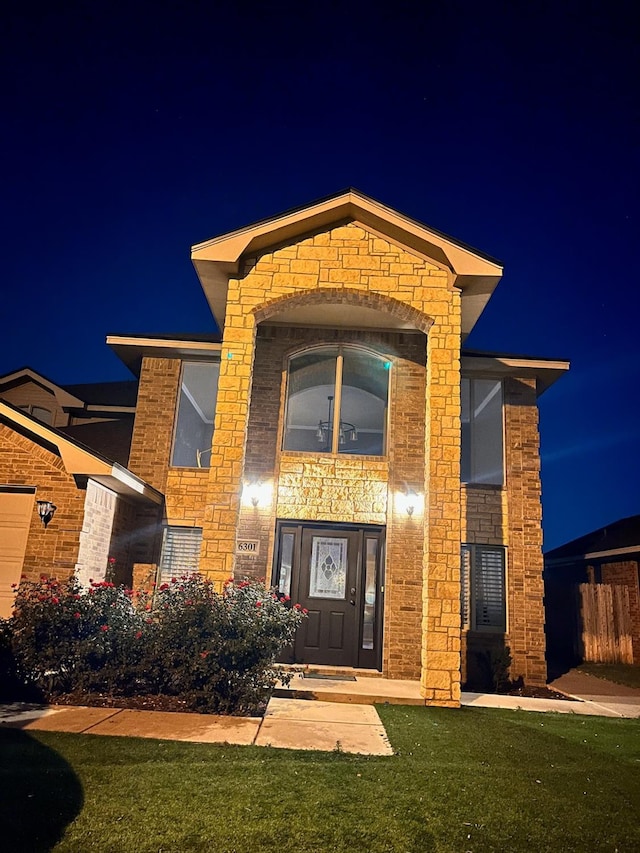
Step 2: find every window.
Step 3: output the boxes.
[461,544,506,631]
[461,378,503,485]
[171,361,220,467]
[158,527,202,585]
[19,405,53,425]
[283,346,390,456]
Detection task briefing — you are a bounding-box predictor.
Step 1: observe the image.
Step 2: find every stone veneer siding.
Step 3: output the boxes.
[201,222,462,704]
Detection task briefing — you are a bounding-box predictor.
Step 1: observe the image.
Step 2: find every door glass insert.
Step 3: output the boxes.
[277,532,294,596]
[309,536,348,599]
[362,538,377,650]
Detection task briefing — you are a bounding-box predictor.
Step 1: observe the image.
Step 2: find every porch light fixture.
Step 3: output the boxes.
[396,489,422,518]
[316,395,357,448]
[36,500,57,528]
[243,480,272,508]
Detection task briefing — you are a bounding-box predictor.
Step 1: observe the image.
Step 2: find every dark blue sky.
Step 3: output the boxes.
[2,1,638,549]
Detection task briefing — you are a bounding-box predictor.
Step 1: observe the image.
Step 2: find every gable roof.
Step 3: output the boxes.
[0,366,85,408]
[0,400,161,504]
[545,515,640,563]
[191,189,504,337]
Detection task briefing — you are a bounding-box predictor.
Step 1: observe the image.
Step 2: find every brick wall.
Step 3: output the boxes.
[75,480,117,587]
[0,424,86,580]
[503,377,546,686]
[128,357,181,491]
[601,561,640,663]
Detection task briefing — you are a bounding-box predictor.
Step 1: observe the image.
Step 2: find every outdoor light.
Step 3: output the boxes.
[243,481,272,508]
[36,500,57,528]
[396,489,422,518]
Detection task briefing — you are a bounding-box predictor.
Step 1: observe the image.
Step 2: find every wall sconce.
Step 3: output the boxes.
[36,500,57,528]
[242,481,272,508]
[396,489,422,518]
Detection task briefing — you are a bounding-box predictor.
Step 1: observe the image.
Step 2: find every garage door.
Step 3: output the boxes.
[0,487,35,618]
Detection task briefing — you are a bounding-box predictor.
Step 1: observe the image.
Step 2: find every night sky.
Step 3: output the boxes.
[2,1,638,550]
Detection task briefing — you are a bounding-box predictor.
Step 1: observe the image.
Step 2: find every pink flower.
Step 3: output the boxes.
[283,595,290,602]
[100,625,109,632]
[159,583,169,591]
[199,651,209,659]
[108,557,116,565]
[293,603,301,610]
[51,597,59,604]
[74,612,81,619]
[256,601,262,607]
[135,631,143,639]
[302,608,309,615]
[185,600,193,606]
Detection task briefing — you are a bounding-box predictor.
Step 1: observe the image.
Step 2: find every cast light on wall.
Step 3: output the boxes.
[396,489,422,518]
[36,499,57,528]
[242,480,272,508]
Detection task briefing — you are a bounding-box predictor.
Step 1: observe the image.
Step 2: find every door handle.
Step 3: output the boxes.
[349,599,356,606]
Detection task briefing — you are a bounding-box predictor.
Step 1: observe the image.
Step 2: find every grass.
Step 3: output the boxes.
[577,662,640,689]
[1,705,639,852]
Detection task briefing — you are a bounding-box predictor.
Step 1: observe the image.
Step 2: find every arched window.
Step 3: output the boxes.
[283,346,390,456]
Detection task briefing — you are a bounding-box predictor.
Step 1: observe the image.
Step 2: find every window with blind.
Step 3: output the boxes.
[461,544,506,632]
[158,527,202,584]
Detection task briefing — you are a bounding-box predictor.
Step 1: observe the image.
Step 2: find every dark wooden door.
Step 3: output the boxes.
[294,528,361,667]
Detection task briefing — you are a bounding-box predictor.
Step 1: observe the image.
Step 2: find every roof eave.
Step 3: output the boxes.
[191,190,503,334]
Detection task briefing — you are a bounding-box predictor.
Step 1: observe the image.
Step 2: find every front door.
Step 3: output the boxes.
[273,522,384,669]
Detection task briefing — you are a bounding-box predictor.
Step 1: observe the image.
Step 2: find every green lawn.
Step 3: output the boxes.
[1,706,639,852]
[577,662,640,690]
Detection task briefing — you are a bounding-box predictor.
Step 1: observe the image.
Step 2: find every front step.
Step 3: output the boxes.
[275,671,426,707]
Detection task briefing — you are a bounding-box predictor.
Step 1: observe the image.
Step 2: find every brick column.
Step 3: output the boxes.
[504,377,546,686]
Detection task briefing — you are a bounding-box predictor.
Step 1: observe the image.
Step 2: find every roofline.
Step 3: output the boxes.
[107,335,222,376]
[191,189,504,337]
[0,400,162,504]
[193,187,504,267]
[461,352,570,396]
[546,546,640,566]
[0,366,85,408]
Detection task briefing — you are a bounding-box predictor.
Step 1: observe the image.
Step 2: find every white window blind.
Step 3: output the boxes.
[158,527,202,584]
[461,544,506,632]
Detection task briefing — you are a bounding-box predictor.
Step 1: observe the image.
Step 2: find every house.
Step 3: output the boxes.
[0,190,569,705]
[545,516,640,665]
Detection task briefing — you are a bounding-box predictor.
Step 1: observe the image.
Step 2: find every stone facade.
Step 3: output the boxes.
[196,222,462,703]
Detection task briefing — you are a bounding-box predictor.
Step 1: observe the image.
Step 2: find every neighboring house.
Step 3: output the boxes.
[1,190,569,705]
[0,400,161,618]
[545,516,640,665]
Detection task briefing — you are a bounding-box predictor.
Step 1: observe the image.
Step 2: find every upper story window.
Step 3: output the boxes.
[19,405,53,425]
[283,346,390,456]
[461,378,503,485]
[171,361,220,468]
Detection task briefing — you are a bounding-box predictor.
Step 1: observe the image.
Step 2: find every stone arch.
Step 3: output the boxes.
[252,287,434,334]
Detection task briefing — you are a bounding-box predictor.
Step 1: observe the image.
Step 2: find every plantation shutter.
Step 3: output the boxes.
[158,527,202,584]
[460,545,472,629]
[473,546,506,631]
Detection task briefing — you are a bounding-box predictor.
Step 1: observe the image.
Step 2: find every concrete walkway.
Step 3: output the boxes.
[279,671,640,718]
[0,698,393,756]
[2,669,637,755]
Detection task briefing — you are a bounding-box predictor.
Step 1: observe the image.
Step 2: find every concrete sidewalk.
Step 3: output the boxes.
[2,669,637,754]
[279,671,640,718]
[0,698,393,756]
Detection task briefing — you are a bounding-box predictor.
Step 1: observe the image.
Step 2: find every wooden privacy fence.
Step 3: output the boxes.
[579,583,634,664]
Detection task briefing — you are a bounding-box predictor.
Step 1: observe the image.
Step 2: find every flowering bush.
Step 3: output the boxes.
[4,574,305,714]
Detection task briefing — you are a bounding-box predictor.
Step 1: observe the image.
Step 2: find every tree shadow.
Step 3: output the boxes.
[0,728,83,852]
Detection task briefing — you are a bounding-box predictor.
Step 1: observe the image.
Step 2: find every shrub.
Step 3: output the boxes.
[4,574,305,715]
